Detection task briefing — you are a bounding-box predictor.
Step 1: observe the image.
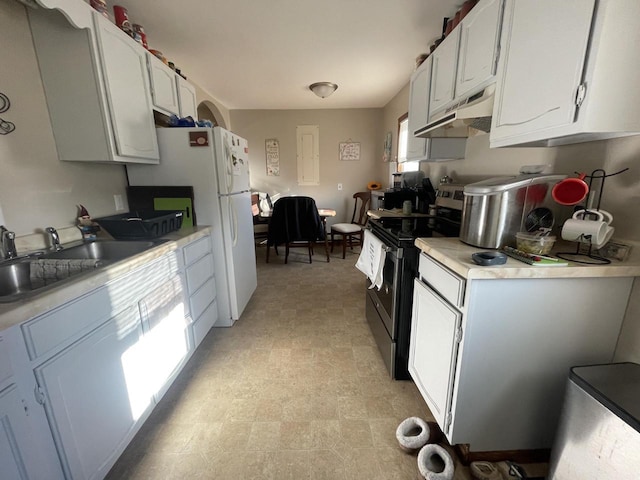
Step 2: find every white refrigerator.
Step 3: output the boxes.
[127,127,257,326]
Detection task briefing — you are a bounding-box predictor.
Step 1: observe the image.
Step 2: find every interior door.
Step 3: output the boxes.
[491,0,596,141]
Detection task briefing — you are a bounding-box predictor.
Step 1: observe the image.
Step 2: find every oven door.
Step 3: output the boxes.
[366,245,400,339]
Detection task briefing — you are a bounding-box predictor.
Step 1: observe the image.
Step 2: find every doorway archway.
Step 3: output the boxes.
[197,100,226,129]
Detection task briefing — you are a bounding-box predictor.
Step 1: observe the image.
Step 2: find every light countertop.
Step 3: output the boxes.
[415,237,640,280]
[367,209,431,219]
[0,227,212,331]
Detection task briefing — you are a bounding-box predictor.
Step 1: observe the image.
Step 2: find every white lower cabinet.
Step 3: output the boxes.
[409,279,461,433]
[139,275,192,402]
[183,235,218,347]
[410,252,635,452]
[35,306,150,480]
[0,231,214,479]
[1,384,51,480]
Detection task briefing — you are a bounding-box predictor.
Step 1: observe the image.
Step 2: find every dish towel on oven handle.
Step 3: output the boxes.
[355,229,386,290]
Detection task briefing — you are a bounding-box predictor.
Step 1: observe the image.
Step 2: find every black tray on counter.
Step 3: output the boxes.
[93,210,183,240]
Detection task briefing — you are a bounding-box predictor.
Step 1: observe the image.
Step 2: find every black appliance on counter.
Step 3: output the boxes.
[382,178,437,214]
[365,183,464,379]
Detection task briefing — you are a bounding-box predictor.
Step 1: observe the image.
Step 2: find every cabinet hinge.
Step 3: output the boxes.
[34,386,46,406]
[445,412,453,431]
[575,83,587,108]
[455,326,463,344]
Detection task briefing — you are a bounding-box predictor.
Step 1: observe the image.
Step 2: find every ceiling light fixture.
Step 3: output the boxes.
[309,82,338,98]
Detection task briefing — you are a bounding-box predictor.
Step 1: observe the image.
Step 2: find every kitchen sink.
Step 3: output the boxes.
[0,259,33,297]
[0,239,168,302]
[39,239,167,261]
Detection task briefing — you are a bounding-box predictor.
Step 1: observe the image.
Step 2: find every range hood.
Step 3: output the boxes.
[415,84,496,137]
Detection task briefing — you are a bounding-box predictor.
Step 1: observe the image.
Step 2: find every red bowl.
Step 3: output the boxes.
[552,174,589,205]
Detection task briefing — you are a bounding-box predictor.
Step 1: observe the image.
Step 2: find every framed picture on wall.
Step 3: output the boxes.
[265,138,280,176]
[339,141,360,161]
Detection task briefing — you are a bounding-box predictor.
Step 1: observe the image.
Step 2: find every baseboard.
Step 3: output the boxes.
[454,444,551,465]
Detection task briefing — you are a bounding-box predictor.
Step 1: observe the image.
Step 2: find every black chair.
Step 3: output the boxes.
[266,196,326,264]
[330,191,371,259]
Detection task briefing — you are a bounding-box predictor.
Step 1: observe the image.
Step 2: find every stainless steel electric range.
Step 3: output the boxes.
[365,184,464,379]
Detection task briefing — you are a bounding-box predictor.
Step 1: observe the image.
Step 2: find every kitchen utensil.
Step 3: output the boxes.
[561,219,608,245]
[572,208,613,224]
[552,174,589,205]
[524,207,554,232]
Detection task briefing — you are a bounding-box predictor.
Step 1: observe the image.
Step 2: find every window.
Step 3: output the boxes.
[397,114,419,172]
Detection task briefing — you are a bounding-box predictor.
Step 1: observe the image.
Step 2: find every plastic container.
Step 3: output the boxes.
[93,210,183,240]
[515,232,556,255]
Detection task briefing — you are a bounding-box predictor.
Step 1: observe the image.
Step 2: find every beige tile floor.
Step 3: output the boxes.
[106,245,476,479]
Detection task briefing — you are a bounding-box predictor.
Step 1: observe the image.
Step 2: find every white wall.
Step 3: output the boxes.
[229,108,384,226]
[0,1,129,235]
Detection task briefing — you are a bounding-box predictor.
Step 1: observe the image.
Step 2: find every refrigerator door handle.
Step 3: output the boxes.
[230,196,238,247]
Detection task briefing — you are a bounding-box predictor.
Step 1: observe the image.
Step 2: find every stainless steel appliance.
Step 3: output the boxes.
[366,183,464,379]
[460,174,569,249]
[549,363,640,480]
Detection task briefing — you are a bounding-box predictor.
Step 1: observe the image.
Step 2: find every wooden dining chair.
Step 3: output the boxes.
[266,196,326,264]
[330,191,371,259]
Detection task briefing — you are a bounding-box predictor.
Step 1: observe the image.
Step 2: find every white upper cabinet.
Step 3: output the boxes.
[429,29,460,117]
[491,0,640,147]
[455,0,503,99]
[94,14,160,160]
[177,76,198,119]
[407,57,432,160]
[147,54,180,116]
[28,5,159,163]
[147,54,198,119]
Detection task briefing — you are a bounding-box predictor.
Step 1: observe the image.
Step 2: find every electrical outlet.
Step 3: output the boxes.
[114,194,125,211]
[337,183,343,191]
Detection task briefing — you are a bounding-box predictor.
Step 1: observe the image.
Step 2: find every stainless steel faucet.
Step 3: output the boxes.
[0,225,18,259]
[46,227,63,251]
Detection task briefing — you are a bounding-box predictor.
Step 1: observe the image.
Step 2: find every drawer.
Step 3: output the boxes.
[183,235,211,266]
[22,286,115,361]
[190,276,216,321]
[192,299,218,348]
[419,253,465,308]
[185,253,214,294]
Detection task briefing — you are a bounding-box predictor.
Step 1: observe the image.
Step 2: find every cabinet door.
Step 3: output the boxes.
[139,275,191,401]
[406,57,431,161]
[177,77,198,119]
[491,0,595,143]
[409,279,462,435]
[0,385,41,480]
[429,29,460,117]
[94,13,159,160]
[455,0,503,98]
[147,54,180,116]
[35,307,151,480]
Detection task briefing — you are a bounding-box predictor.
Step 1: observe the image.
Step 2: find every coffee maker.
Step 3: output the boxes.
[383,177,436,213]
